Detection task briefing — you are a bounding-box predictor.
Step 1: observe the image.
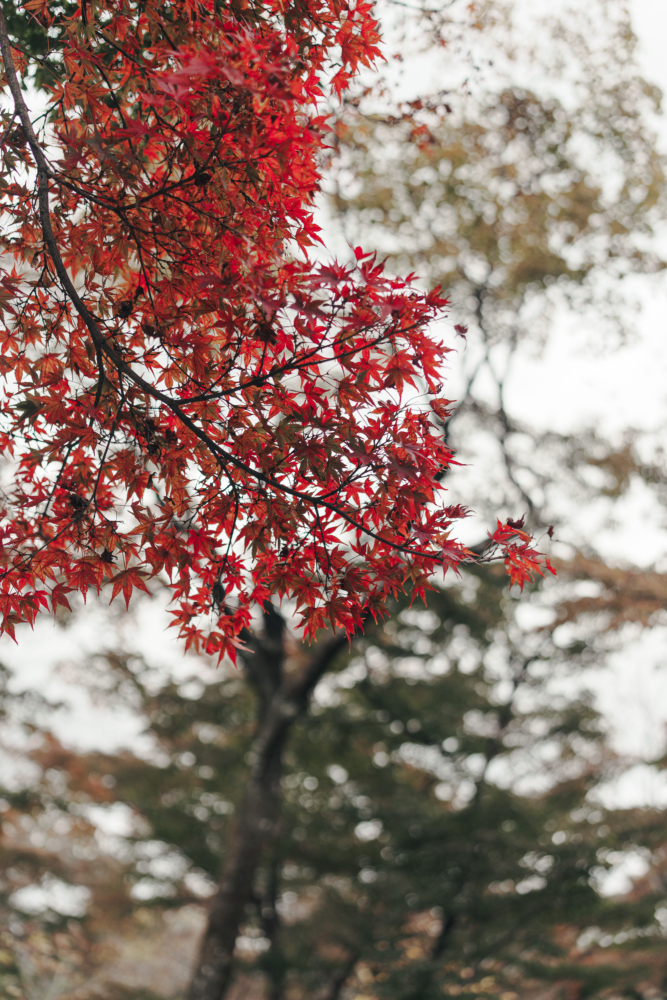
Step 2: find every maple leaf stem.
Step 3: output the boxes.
[91,390,127,511]
[3,39,62,80]
[314,506,334,589]
[0,109,18,148]
[183,323,407,404]
[39,437,77,521]
[0,517,79,589]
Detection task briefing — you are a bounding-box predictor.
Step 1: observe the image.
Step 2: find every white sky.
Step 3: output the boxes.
[631,0,667,97]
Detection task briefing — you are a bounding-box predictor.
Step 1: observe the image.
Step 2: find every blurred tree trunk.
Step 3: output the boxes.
[189,604,348,1000]
[315,952,360,1000]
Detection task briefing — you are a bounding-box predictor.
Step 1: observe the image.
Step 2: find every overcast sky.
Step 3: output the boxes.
[632,0,667,98]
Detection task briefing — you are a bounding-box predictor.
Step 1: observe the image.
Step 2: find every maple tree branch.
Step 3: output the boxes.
[238,604,285,712]
[0,26,455,569]
[0,110,17,147]
[39,437,78,520]
[5,37,63,80]
[288,627,350,704]
[182,319,413,404]
[91,388,127,511]
[0,516,82,593]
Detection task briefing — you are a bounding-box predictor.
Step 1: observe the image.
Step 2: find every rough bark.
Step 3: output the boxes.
[316,952,360,1000]
[188,609,348,1000]
[260,859,285,1000]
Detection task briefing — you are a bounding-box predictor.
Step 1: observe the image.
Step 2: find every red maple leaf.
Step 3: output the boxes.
[0,0,544,654]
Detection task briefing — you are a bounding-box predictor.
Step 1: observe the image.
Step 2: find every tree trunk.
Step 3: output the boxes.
[316,952,360,1000]
[260,858,286,1000]
[187,719,286,1000]
[188,612,349,1000]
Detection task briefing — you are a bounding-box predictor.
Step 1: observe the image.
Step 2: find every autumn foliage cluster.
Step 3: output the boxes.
[0,0,546,659]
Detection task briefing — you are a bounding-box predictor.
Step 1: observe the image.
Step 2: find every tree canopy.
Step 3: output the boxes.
[0,0,547,660]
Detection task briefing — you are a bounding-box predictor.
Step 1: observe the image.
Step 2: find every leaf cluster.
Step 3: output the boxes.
[0,0,548,657]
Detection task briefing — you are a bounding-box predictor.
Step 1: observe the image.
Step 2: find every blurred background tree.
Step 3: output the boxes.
[2,0,667,998]
[2,573,667,1000]
[328,0,666,528]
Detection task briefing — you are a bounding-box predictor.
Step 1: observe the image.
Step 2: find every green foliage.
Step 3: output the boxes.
[2,574,665,998]
[3,0,80,89]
